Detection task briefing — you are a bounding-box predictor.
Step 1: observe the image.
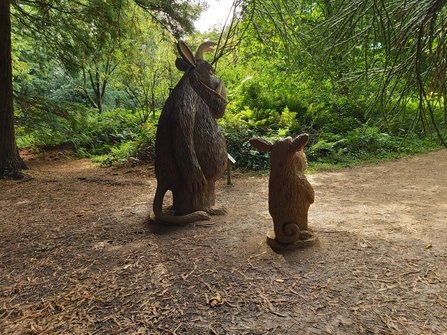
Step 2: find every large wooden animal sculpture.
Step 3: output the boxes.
[250,134,317,249]
[153,41,228,225]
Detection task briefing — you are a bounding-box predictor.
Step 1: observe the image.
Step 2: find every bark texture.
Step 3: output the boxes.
[0,0,27,179]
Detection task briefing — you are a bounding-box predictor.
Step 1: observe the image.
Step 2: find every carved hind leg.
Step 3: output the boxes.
[172,182,217,215]
[203,204,228,215]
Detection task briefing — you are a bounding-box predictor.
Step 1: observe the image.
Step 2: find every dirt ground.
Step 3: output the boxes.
[1,149,447,335]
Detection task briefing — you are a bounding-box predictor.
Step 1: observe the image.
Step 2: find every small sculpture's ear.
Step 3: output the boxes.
[249,137,273,152]
[290,134,309,153]
[175,58,190,72]
[177,41,196,68]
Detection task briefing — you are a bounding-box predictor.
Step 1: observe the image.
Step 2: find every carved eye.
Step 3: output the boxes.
[208,69,214,75]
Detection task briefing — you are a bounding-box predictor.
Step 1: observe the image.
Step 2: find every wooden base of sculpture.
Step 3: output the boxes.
[266,229,318,250]
[151,204,227,226]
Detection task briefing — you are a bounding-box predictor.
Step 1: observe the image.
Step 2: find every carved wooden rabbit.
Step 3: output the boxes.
[152,41,228,225]
[250,134,317,248]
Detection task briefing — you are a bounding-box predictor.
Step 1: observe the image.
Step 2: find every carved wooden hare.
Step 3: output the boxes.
[250,134,315,246]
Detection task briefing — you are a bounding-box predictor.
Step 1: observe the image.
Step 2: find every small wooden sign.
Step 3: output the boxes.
[226,153,236,185]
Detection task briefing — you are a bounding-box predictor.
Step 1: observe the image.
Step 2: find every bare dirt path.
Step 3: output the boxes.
[1,150,447,334]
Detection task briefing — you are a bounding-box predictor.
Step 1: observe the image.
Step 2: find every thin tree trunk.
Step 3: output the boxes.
[0,0,28,179]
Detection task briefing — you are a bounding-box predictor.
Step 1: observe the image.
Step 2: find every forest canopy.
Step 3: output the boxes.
[3,0,447,177]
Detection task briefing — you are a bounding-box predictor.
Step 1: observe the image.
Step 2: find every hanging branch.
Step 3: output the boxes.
[319,0,447,146]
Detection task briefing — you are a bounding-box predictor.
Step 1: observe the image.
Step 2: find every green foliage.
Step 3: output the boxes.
[14,97,90,148]
[307,126,441,166]
[222,121,270,171]
[100,121,158,167]
[96,141,139,167]
[11,1,188,115]
[220,102,306,170]
[15,104,150,158]
[219,53,442,171]
[73,109,149,158]
[9,0,446,172]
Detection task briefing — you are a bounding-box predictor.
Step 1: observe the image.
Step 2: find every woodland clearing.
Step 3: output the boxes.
[1,149,447,334]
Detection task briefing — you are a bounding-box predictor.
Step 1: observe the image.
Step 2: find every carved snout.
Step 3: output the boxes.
[198,77,226,104]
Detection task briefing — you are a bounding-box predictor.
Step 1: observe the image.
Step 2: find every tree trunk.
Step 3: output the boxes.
[0,0,28,179]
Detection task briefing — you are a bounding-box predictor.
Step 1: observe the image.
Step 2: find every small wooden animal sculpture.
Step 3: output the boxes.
[250,134,317,249]
[152,41,228,225]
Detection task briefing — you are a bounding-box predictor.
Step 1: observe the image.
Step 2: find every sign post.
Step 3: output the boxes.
[227,153,236,185]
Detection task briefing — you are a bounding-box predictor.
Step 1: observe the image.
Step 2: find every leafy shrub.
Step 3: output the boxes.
[15,96,90,148]
[135,124,157,162]
[220,104,305,170]
[343,126,401,159]
[98,141,138,167]
[69,109,142,156]
[15,103,147,158]
[307,125,441,166]
[94,116,158,166]
[223,125,271,170]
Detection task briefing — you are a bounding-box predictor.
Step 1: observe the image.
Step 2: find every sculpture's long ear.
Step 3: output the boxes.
[177,41,196,68]
[175,58,190,72]
[290,134,309,153]
[249,137,273,152]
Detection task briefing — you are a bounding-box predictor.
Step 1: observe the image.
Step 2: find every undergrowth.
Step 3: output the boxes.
[15,104,443,172]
